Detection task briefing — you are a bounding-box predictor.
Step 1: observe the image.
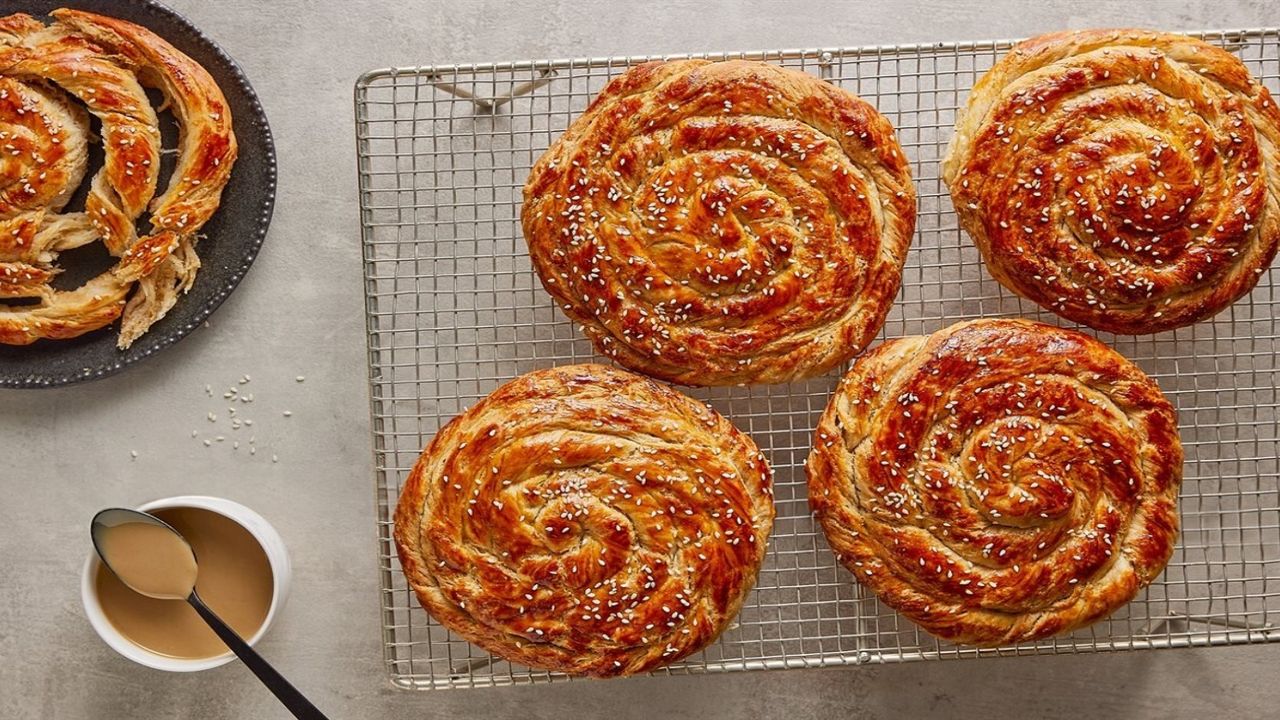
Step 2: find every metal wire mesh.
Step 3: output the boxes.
[355,29,1280,690]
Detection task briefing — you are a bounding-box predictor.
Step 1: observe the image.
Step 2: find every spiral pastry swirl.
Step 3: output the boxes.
[523,59,915,385]
[807,319,1182,645]
[0,10,236,347]
[944,30,1280,334]
[394,364,775,676]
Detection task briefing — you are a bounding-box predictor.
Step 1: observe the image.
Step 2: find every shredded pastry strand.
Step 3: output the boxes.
[0,9,236,348]
[944,29,1280,334]
[523,59,915,385]
[807,319,1182,646]
[394,364,775,676]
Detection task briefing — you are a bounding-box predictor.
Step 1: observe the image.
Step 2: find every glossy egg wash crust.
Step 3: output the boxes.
[522,59,916,386]
[807,319,1182,646]
[393,364,775,676]
[944,30,1280,335]
[0,9,236,348]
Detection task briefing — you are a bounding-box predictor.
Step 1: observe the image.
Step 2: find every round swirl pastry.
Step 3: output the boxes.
[0,9,236,348]
[394,364,775,676]
[807,319,1182,646]
[943,30,1280,334]
[522,59,916,385]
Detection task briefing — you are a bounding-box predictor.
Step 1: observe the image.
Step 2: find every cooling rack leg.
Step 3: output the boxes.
[492,69,557,109]
[451,656,499,677]
[426,69,557,112]
[1141,614,1278,636]
[818,51,834,79]
[426,74,494,111]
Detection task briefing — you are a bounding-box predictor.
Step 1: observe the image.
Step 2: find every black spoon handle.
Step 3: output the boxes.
[187,593,330,720]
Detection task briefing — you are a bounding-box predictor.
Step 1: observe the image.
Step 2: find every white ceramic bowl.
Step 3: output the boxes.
[80,495,291,672]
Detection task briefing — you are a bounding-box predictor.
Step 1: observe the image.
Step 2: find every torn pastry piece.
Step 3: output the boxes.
[0,8,237,348]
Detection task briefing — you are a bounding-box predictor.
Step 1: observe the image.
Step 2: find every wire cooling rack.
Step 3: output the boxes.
[355,29,1280,690]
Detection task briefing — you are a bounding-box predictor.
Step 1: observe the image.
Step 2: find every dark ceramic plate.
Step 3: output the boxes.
[0,0,275,389]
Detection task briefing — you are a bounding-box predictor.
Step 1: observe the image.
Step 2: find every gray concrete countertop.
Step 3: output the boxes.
[2,1,1278,717]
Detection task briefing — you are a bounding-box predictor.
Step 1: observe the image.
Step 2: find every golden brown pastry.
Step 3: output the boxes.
[0,9,237,348]
[394,364,775,676]
[522,60,915,385]
[944,30,1280,334]
[807,319,1182,646]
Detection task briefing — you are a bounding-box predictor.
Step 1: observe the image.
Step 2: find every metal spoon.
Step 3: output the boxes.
[91,508,330,720]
